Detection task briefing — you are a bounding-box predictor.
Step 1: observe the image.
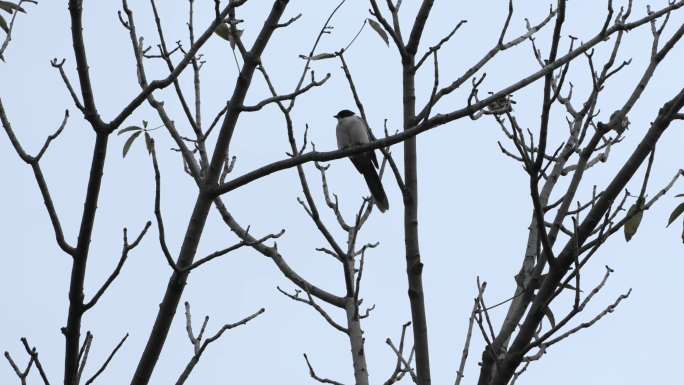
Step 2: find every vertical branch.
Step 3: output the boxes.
[533,0,566,172]
[67,0,105,129]
[374,1,439,383]
[397,1,435,381]
[64,132,109,385]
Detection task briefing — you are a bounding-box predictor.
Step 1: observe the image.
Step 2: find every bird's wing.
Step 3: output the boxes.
[336,121,346,150]
[354,116,379,168]
[348,116,370,144]
[337,116,367,148]
[338,116,379,167]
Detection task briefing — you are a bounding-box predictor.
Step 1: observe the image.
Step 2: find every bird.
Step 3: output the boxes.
[334,109,389,212]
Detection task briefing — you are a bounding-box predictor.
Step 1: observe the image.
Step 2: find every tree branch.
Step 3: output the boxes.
[0,100,75,256]
[84,334,129,385]
[83,222,151,311]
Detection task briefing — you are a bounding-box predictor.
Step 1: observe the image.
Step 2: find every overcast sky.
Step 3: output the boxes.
[2,1,683,384]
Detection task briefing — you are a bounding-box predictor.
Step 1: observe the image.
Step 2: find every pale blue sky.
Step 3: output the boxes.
[2,1,683,384]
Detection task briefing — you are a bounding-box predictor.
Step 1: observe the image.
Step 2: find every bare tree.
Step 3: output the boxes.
[2,1,684,385]
[350,1,684,384]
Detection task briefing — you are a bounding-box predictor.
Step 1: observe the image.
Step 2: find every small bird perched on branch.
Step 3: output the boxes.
[334,109,389,212]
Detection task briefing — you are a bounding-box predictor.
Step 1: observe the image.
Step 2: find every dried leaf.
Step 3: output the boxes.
[543,305,556,329]
[668,202,684,227]
[215,23,231,40]
[310,53,336,60]
[367,18,389,46]
[229,29,243,49]
[0,14,8,33]
[560,283,582,292]
[624,198,644,242]
[0,1,25,14]
[122,130,142,158]
[117,125,142,136]
[214,23,242,49]
[144,131,154,155]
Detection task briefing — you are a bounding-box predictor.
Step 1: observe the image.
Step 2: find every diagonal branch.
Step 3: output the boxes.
[83,222,151,311]
[415,19,467,70]
[0,100,75,256]
[84,334,129,385]
[384,322,414,385]
[303,353,346,385]
[368,0,406,56]
[186,229,285,271]
[405,0,435,55]
[454,281,486,385]
[213,198,347,308]
[4,351,34,385]
[175,305,265,385]
[277,287,349,334]
[50,59,85,113]
[386,337,417,383]
[242,73,330,111]
[19,338,50,385]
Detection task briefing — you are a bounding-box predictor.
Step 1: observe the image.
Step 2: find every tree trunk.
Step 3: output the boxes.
[345,300,369,385]
[64,133,108,385]
[402,60,431,385]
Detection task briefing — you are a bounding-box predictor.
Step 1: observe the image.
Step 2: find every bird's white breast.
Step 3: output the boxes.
[336,116,370,150]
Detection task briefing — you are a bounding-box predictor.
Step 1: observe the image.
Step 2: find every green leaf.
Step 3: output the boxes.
[0,1,25,14]
[675,193,684,198]
[367,18,389,46]
[542,305,556,329]
[0,14,8,33]
[122,130,142,158]
[668,202,684,227]
[117,125,142,136]
[214,23,242,49]
[142,120,148,129]
[144,131,154,155]
[681,219,684,244]
[624,199,644,242]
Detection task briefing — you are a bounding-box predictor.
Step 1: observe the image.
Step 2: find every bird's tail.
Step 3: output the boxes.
[362,168,389,213]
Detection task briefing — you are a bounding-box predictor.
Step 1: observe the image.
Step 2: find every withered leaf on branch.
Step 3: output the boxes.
[144,132,154,155]
[543,305,556,329]
[299,52,336,61]
[624,197,645,242]
[367,18,388,46]
[214,23,243,50]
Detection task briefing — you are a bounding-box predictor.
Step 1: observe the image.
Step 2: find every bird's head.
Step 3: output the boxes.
[334,109,355,120]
